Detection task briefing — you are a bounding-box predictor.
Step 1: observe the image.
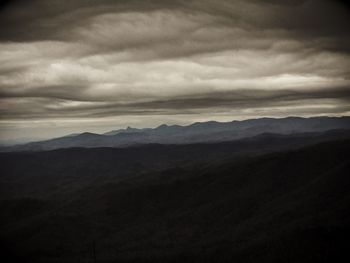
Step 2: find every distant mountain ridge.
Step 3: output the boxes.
[2,116,350,152]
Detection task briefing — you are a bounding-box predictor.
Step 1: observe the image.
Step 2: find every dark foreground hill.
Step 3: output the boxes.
[0,135,350,262]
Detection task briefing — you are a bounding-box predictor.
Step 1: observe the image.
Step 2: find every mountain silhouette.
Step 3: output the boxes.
[2,116,350,152]
[1,134,349,262]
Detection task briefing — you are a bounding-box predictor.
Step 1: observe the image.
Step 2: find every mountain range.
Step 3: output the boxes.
[1,132,349,262]
[1,116,350,262]
[3,116,350,152]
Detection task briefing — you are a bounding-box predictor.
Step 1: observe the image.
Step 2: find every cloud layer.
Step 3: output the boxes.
[0,0,349,141]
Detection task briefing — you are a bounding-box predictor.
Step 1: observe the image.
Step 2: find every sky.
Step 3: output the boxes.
[0,0,350,143]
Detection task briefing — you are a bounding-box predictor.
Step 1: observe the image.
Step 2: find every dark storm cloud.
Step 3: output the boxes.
[0,0,186,41]
[1,86,349,120]
[1,0,349,54]
[0,0,349,140]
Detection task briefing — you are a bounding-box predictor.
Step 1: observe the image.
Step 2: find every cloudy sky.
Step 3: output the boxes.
[0,0,349,143]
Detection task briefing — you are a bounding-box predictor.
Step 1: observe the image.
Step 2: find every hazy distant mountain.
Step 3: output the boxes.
[103,126,146,135]
[2,116,350,152]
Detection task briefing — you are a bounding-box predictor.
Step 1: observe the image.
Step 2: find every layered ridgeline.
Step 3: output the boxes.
[1,136,349,262]
[3,116,350,151]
